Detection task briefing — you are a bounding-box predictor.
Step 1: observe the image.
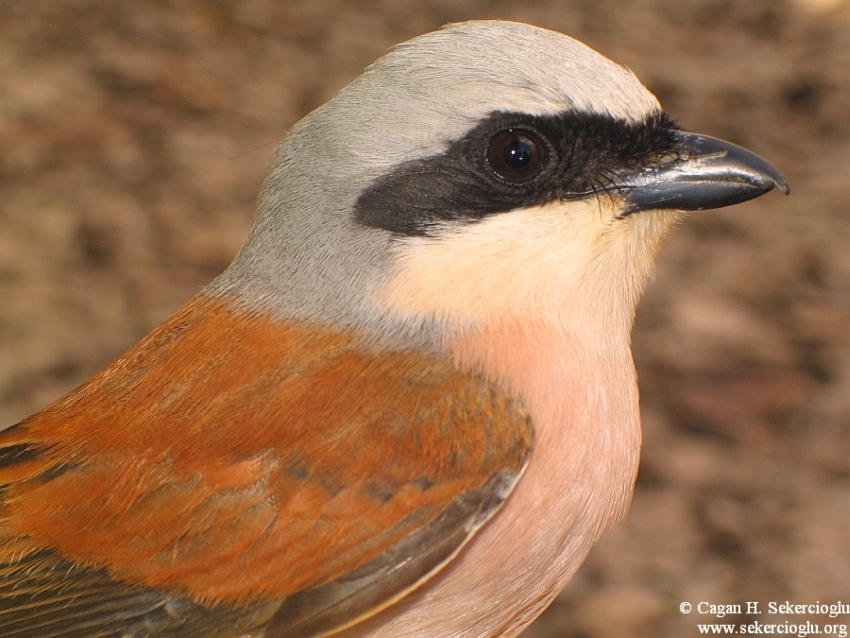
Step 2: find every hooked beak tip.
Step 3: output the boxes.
[616,132,790,215]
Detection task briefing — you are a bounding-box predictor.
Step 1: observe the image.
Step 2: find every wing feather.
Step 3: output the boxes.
[0,295,534,636]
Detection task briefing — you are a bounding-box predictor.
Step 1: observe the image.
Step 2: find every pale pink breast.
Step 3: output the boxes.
[339,316,642,637]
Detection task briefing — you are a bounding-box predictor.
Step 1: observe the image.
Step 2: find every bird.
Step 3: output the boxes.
[0,20,787,638]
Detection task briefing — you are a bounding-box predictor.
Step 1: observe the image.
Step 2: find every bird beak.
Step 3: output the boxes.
[617,131,789,216]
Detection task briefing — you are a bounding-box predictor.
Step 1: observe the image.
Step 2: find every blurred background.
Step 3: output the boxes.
[1,1,849,636]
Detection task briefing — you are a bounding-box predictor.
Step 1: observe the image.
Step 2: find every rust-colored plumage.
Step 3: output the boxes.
[0,295,533,636]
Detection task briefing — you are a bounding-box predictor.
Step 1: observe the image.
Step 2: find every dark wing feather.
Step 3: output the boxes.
[0,548,277,638]
[269,470,517,637]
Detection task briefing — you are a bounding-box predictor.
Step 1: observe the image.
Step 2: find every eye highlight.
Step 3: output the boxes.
[487,129,545,182]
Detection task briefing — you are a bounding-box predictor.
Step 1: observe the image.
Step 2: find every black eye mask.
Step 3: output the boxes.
[354,110,679,237]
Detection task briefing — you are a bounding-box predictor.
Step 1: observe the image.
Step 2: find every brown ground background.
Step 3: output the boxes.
[1,1,849,636]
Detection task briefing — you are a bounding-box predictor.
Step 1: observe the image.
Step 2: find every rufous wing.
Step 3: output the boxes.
[0,295,534,637]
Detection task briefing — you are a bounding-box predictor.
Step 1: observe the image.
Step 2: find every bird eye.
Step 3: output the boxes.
[487,129,544,182]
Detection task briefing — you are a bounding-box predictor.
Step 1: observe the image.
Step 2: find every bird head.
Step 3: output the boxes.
[214,20,787,347]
